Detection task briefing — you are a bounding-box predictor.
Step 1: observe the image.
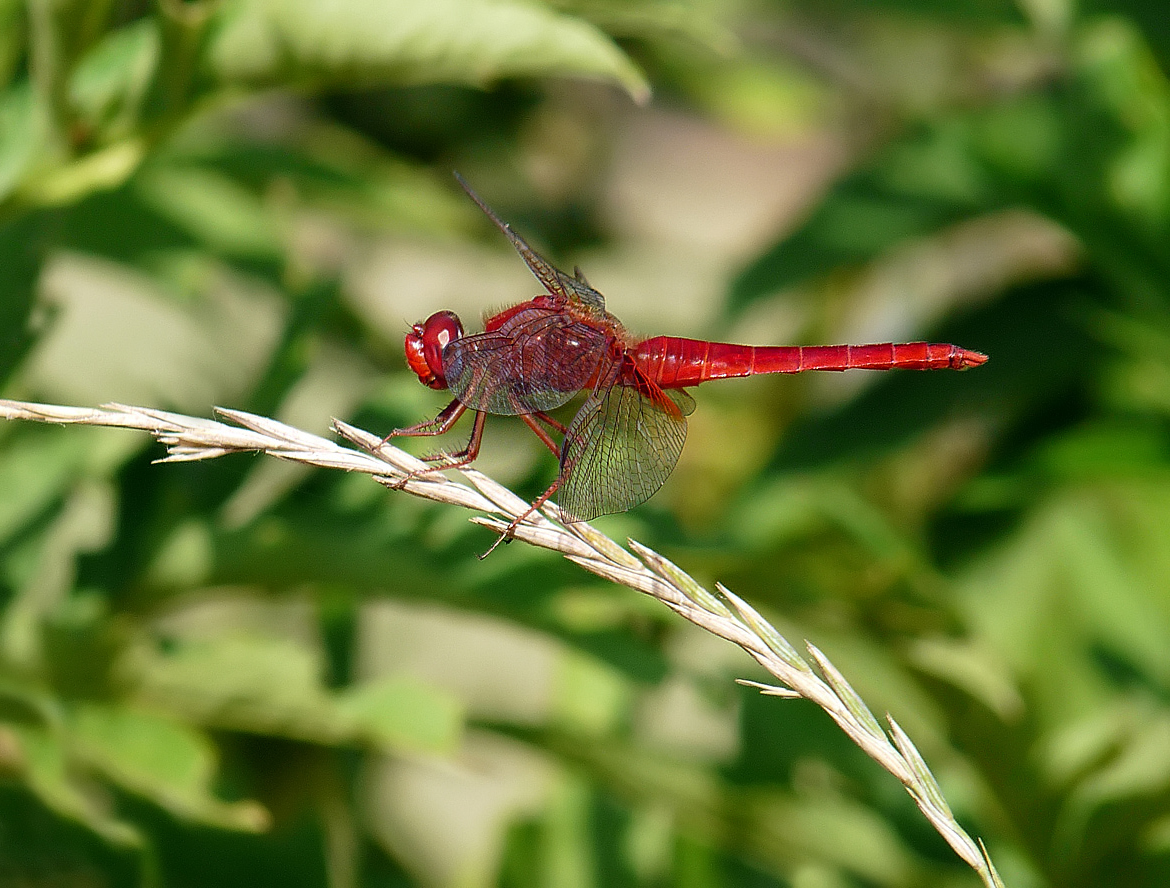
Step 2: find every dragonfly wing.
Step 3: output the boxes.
[558,367,689,522]
[444,309,608,415]
[559,274,606,313]
[455,173,605,315]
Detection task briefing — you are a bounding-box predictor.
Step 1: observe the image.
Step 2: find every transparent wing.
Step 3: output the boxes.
[444,307,608,415]
[558,366,694,521]
[455,172,606,315]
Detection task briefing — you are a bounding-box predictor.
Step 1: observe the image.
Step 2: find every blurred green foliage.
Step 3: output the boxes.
[3,0,1170,886]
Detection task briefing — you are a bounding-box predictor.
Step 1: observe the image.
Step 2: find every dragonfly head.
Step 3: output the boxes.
[405,310,464,390]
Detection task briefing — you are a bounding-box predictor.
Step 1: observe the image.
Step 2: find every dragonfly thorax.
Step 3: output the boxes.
[405,310,463,390]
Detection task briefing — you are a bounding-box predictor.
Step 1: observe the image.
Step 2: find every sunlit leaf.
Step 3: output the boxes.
[208,0,650,102]
[0,84,42,203]
[1089,0,1170,74]
[135,165,283,259]
[134,635,464,754]
[550,0,737,54]
[336,676,463,753]
[6,723,141,847]
[69,20,159,140]
[70,703,269,831]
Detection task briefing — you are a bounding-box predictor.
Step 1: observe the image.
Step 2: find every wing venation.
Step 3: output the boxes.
[444,308,608,415]
[454,172,606,315]
[558,364,689,521]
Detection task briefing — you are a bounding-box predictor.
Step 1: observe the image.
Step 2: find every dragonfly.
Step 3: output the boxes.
[388,174,987,553]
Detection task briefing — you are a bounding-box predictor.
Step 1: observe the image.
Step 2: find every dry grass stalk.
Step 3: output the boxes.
[0,398,1005,888]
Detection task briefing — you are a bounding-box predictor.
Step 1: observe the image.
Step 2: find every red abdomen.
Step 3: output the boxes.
[633,337,987,388]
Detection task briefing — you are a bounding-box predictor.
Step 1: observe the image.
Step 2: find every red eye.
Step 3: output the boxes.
[404,311,463,390]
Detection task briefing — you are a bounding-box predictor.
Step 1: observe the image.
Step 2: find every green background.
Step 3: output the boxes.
[2,0,1170,885]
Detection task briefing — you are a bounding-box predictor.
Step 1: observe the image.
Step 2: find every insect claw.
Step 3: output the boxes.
[479,529,511,559]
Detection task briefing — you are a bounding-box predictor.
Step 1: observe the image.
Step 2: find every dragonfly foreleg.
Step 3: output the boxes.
[420,409,486,465]
[380,398,467,446]
[378,403,487,490]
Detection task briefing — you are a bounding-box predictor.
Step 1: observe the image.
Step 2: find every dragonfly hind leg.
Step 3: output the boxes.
[476,412,566,557]
[520,411,565,456]
[479,476,564,559]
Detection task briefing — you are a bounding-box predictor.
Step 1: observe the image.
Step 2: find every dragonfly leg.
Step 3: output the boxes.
[519,413,561,456]
[383,409,487,490]
[421,408,486,465]
[479,477,562,559]
[470,412,566,555]
[478,411,567,554]
[534,411,566,434]
[379,398,466,447]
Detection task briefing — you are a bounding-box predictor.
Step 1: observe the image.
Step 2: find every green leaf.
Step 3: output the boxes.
[549,0,737,54]
[185,137,471,235]
[0,429,95,547]
[1087,0,1170,75]
[42,594,127,700]
[0,84,44,204]
[729,121,994,313]
[135,165,283,259]
[906,637,1023,721]
[70,703,269,831]
[135,635,463,753]
[1070,709,1170,811]
[1073,18,1170,227]
[804,0,1025,24]
[69,19,159,140]
[207,0,649,103]
[0,0,24,90]
[0,213,48,386]
[133,635,337,735]
[336,676,463,754]
[7,723,141,847]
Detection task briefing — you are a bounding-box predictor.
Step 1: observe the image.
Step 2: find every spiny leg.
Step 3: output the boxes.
[386,409,488,491]
[375,397,488,488]
[426,408,487,466]
[380,396,484,465]
[387,404,570,556]
[520,413,561,456]
[479,412,570,556]
[421,408,559,466]
[379,398,466,447]
[480,476,563,559]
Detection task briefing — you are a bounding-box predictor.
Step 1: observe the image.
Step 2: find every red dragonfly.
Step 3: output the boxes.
[390,175,986,546]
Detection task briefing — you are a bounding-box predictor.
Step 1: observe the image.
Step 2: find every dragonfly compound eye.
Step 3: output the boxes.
[405,311,464,390]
